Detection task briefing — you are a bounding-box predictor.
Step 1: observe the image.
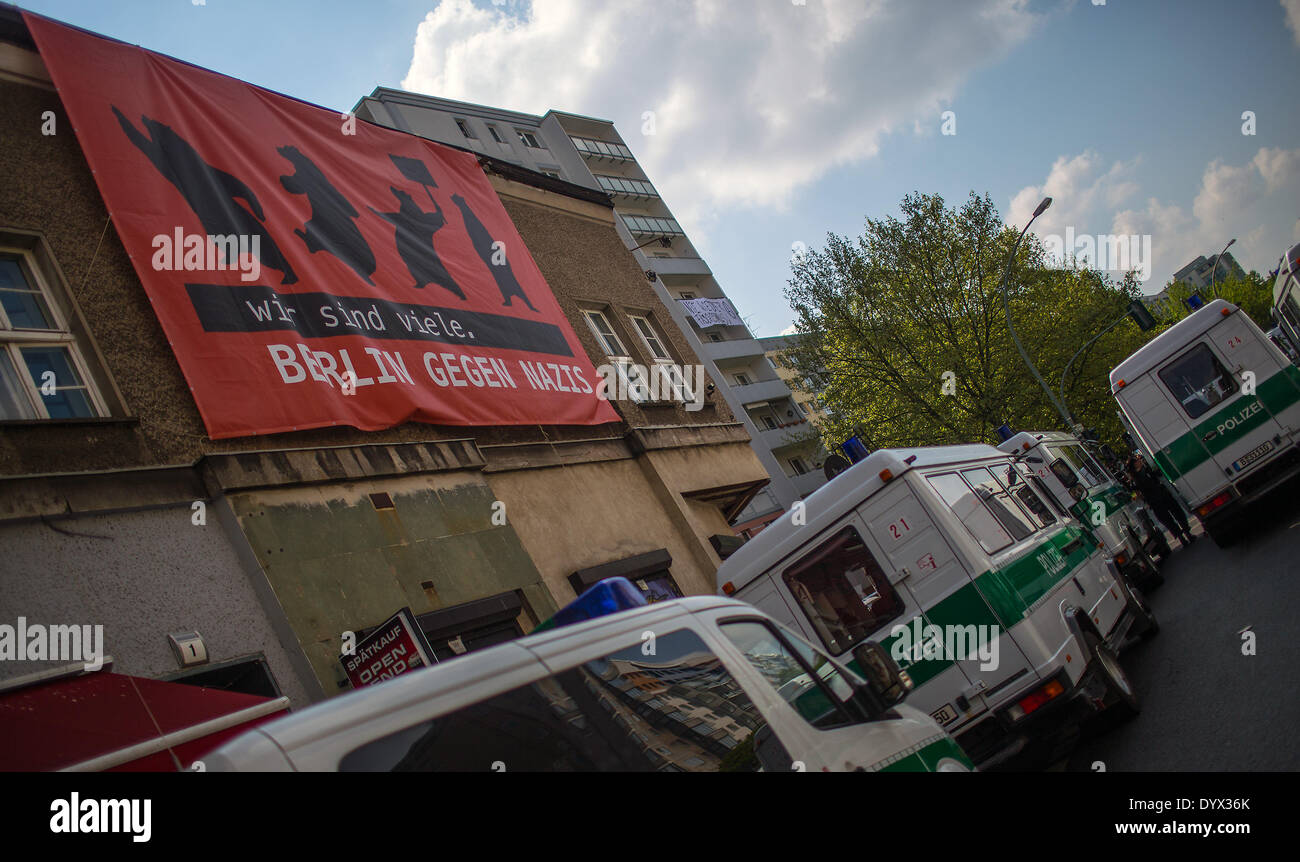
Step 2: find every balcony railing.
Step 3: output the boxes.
[570,135,634,161]
[596,175,659,199]
[731,378,794,406]
[622,214,684,236]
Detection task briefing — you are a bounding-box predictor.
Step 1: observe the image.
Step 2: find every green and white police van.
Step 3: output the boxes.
[1110,298,1300,547]
[206,579,972,772]
[715,445,1155,768]
[997,431,1167,591]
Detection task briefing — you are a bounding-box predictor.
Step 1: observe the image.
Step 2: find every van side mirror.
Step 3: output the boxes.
[851,641,912,713]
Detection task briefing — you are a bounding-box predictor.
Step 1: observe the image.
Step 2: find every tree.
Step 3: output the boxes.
[784,191,1150,453]
[1157,272,1276,329]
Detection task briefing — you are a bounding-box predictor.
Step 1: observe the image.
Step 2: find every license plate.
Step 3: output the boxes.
[1232,440,1273,471]
[930,704,958,725]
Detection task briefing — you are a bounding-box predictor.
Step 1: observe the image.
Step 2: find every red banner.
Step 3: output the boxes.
[26,14,619,438]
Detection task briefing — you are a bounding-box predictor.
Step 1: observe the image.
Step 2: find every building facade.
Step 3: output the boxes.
[1171,251,1246,292]
[352,89,810,532]
[0,12,769,723]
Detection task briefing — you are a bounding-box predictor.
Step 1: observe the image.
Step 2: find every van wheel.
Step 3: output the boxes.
[1091,637,1140,721]
[1128,586,1159,640]
[1205,517,1238,549]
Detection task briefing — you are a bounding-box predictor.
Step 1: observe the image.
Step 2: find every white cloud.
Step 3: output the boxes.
[1283,0,1300,45]
[401,0,1040,231]
[1012,146,1300,289]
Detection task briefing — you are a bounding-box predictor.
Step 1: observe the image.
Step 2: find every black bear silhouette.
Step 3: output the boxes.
[449,194,537,312]
[113,106,298,285]
[368,188,465,299]
[277,145,376,285]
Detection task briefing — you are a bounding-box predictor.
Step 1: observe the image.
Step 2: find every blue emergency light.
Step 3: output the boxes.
[532,577,648,633]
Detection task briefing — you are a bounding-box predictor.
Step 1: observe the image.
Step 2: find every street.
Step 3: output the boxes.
[1065,484,1300,771]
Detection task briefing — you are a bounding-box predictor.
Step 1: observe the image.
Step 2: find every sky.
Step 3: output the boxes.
[17,0,1300,337]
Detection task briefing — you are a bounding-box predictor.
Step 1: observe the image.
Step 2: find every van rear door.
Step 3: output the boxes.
[1154,321,1293,487]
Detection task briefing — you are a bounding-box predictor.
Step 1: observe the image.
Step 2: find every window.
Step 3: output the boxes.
[708,333,722,343]
[761,416,777,430]
[1158,343,1238,419]
[0,247,106,420]
[679,292,696,300]
[1048,444,1104,489]
[789,457,808,475]
[454,119,476,140]
[960,467,1036,542]
[340,628,791,772]
[928,472,1014,554]
[782,526,905,655]
[487,125,505,144]
[999,463,1058,528]
[733,373,751,386]
[541,170,561,179]
[516,129,542,149]
[720,620,862,730]
[632,573,683,604]
[583,310,629,359]
[629,314,672,362]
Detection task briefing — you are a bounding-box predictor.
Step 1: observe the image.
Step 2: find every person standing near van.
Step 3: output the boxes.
[1125,453,1195,547]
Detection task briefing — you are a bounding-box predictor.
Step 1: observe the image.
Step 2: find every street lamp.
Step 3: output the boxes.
[996,196,1076,430]
[1209,237,1236,298]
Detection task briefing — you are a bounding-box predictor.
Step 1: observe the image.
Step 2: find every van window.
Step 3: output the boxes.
[1158,343,1238,419]
[1000,463,1058,528]
[1049,444,1104,488]
[719,620,862,730]
[960,467,1037,541]
[781,526,905,655]
[338,628,791,772]
[927,472,1012,553]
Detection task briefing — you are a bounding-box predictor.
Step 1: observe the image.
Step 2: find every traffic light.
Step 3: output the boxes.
[1127,299,1157,331]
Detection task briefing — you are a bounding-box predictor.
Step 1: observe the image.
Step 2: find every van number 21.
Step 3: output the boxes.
[887,517,911,540]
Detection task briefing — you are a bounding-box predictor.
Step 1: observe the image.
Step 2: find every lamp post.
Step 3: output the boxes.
[997,196,1075,430]
[1209,237,1236,298]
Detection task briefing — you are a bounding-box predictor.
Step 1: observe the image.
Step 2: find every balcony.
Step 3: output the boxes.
[570,134,635,162]
[791,470,828,497]
[702,337,763,362]
[731,378,794,406]
[757,420,815,452]
[622,214,684,237]
[595,175,659,200]
[649,256,711,277]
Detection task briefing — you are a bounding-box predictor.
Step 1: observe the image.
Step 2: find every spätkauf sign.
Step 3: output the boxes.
[341,607,437,690]
[26,13,620,438]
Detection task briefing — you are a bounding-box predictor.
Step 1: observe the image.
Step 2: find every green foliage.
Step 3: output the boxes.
[784,192,1151,453]
[1157,273,1276,329]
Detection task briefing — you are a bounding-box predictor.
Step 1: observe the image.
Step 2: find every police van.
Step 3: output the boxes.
[1110,299,1300,546]
[997,431,1167,591]
[714,445,1154,769]
[206,578,972,772]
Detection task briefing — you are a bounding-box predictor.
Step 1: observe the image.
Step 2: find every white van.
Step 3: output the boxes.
[205,579,973,772]
[997,431,1167,591]
[1110,299,1300,546]
[715,445,1153,769]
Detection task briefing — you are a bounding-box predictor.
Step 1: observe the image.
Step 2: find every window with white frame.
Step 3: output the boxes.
[487,125,506,144]
[0,245,108,420]
[583,309,629,359]
[516,129,542,149]
[628,314,672,363]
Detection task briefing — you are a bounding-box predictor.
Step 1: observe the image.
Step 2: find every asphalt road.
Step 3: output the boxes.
[1063,483,1300,771]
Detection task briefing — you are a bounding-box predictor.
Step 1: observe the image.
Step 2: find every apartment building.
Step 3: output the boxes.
[758,333,831,483]
[353,89,810,533]
[1171,251,1245,292]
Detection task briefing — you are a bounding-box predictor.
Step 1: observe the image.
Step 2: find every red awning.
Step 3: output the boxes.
[0,668,289,772]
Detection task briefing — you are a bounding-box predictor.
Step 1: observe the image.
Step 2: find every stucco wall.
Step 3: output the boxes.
[0,503,317,706]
